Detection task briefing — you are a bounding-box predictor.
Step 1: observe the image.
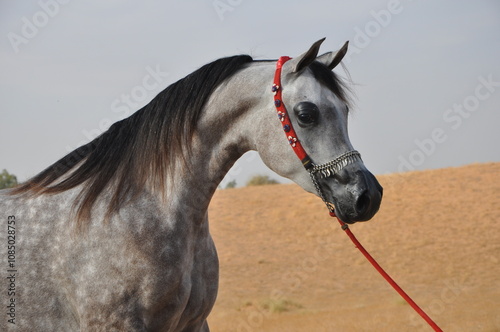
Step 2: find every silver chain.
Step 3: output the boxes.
[310,171,335,213]
[310,150,362,178]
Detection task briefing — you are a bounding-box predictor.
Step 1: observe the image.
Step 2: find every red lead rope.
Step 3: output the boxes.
[330,211,444,331]
[274,55,443,331]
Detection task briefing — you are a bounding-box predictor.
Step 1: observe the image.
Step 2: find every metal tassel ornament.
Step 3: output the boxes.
[310,151,362,179]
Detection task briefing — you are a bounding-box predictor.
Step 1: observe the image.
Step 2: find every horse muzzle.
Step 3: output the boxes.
[316,163,383,224]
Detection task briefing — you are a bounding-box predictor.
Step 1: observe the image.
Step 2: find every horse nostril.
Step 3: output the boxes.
[355,190,371,216]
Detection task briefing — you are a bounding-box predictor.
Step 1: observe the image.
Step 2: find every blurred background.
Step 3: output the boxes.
[1,0,499,187]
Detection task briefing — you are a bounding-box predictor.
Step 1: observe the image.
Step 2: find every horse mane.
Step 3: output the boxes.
[11,55,254,226]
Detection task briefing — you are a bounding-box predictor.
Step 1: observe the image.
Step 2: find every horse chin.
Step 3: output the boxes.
[331,203,356,224]
[329,196,378,224]
[329,199,365,224]
[328,186,382,224]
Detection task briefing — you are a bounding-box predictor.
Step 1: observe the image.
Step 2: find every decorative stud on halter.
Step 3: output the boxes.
[272,84,280,95]
[277,111,286,122]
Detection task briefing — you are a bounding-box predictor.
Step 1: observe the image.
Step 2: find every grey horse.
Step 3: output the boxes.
[0,39,382,331]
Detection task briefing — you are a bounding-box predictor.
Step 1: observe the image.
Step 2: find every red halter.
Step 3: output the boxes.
[272,56,443,332]
[272,56,362,211]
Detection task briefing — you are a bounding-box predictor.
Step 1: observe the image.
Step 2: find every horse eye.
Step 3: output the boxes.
[298,113,314,124]
[293,102,319,127]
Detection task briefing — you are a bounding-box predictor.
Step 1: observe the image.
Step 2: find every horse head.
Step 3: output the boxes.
[255,39,383,223]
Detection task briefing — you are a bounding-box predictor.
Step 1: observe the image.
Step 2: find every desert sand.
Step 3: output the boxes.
[207,162,500,331]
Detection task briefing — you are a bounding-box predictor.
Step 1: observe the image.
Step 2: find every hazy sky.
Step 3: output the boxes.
[1,0,499,187]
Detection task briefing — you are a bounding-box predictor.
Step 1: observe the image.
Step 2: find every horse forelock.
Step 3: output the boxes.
[308,60,353,107]
[11,54,254,227]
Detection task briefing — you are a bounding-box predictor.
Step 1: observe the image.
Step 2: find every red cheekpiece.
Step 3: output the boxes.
[272,56,313,170]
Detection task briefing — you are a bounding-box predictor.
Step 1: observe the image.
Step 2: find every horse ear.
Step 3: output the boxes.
[289,38,326,73]
[316,41,349,70]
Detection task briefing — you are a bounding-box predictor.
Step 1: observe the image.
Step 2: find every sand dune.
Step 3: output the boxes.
[207,162,500,331]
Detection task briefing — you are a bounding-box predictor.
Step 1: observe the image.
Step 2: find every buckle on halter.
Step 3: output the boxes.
[341,223,349,231]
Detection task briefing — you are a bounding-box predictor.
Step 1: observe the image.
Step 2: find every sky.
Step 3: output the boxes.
[1,0,499,187]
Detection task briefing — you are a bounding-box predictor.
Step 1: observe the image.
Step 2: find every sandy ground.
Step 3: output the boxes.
[206,162,500,331]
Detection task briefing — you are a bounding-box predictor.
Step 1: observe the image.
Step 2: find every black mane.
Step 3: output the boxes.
[12,54,352,228]
[12,55,253,225]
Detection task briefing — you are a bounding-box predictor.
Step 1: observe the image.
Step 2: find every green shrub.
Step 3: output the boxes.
[246,175,279,186]
[0,169,18,189]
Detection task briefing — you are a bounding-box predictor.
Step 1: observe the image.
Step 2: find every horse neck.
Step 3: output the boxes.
[169,63,274,220]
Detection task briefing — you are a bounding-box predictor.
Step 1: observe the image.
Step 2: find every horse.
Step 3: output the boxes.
[0,38,382,331]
